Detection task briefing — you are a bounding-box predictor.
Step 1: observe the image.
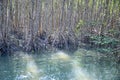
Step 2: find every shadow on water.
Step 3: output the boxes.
[0,49,119,80]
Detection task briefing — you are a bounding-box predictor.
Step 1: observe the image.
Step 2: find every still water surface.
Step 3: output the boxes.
[0,49,119,80]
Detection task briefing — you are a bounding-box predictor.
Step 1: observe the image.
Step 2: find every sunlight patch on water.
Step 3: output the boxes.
[14,52,41,80]
[51,51,94,80]
[51,51,70,61]
[71,60,93,80]
[24,54,40,80]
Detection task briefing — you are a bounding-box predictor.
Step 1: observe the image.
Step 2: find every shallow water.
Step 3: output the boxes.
[0,50,119,80]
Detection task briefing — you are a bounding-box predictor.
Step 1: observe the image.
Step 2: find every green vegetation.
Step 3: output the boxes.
[90,35,120,53]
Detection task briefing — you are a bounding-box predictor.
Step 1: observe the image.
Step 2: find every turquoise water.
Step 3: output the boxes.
[0,50,119,80]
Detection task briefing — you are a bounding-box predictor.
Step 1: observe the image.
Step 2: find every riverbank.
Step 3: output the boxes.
[0,29,120,58]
